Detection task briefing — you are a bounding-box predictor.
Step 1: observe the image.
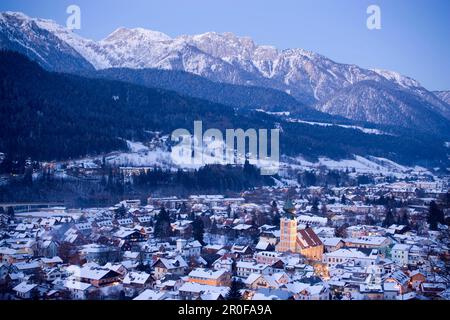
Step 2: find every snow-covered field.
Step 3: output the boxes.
[16,211,83,218]
[285,155,431,177]
[254,110,392,136]
[121,140,279,172]
[287,119,390,136]
[61,138,433,180]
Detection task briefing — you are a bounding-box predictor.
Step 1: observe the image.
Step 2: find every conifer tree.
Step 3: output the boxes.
[154,207,172,238]
[226,278,243,301]
[193,216,205,245]
[428,201,444,231]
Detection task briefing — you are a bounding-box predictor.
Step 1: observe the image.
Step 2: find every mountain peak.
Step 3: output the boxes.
[3,10,449,131]
[103,27,171,43]
[1,11,69,37]
[370,68,422,88]
[1,11,30,20]
[0,11,34,27]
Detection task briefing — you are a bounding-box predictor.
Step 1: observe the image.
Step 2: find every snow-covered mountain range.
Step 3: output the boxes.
[434,91,450,105]
[1,11,449,132]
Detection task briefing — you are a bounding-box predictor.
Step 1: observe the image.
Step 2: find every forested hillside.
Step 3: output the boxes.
[0,51,448,167]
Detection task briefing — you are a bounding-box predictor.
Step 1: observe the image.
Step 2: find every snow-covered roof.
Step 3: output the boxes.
[13,282,37,293]
[345,236,389,246]
[325,248,378,259]
[321,237,344,247]
[113,228,139,238]
[64,279,92,291]
[391,243,411,251]
[133,289,168,300]
[75,266,119,280]
[178,282,229,296]
[123,271,151,285]
[189,268,228,280]
[41,256,63,264]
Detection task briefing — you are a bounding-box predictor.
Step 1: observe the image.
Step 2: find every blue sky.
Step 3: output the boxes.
[1,0,449,90]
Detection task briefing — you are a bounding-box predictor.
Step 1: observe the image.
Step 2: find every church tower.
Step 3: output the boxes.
[276,200,298,253]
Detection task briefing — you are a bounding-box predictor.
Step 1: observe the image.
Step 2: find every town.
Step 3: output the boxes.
[0,175,449,301]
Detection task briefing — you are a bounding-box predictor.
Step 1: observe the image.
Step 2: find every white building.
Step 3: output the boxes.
[236,261,273,278]
[323,248,379,268]
[390,244,411,266]
[176,239,202,258]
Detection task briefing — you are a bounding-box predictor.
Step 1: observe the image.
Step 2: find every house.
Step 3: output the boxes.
[244,272,290,289]
[321,237,345,253]
[122,251,140,262]
[171,220,193,237]
[255,238,275,251]
[152,256,187,280]
[187,268,231,286]
[12,260,41,275]
[72,265,122,288]
[155,276,184,292]
[236,261,273,278]
[123,271,152,288]
[176,239,202,258]
[294,284,330,300]
[113,228,146,243]
[178,282,229,300]
[407,245,427,266]
[63,229,85,246]
[390,244,411,266]
[232,224,258,236]
[386,224,409,235]
[254,251,284,265]
[79,244,121,265]
[297,215,328,227]
[420,282,447,298]
[360,284,384,300]
[39,240,59,258]
[409,270,426,289]
[230,245,253,258]
[344,236,391,253]
[203,244,225,255]
[95,219,114,228]
[75,222,92,233]
[288,283,330,301]
[315,227,336,238]
[44,267,65,282]
[384,270,410,295]
[136,215,153,225]
[119,199,141,209]
[45,289,65,300]
[323,248,379,268]
[383,281,401,300]
[251,288,292,300]
[212,254,234,272]
[13,281,37,299]
[40,256,63,268]
[133,289,170,300]
[115,218,134,227]
[123,271,153,297]
[104,262,128,276]
[63,279,93,300]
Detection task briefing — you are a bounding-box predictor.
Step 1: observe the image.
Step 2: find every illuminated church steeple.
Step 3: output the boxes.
[276,199,324,260]
[276,200,298,252]
[283,199,296,219]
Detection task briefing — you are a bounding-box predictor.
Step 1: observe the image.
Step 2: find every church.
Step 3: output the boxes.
[276,200,324,261]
